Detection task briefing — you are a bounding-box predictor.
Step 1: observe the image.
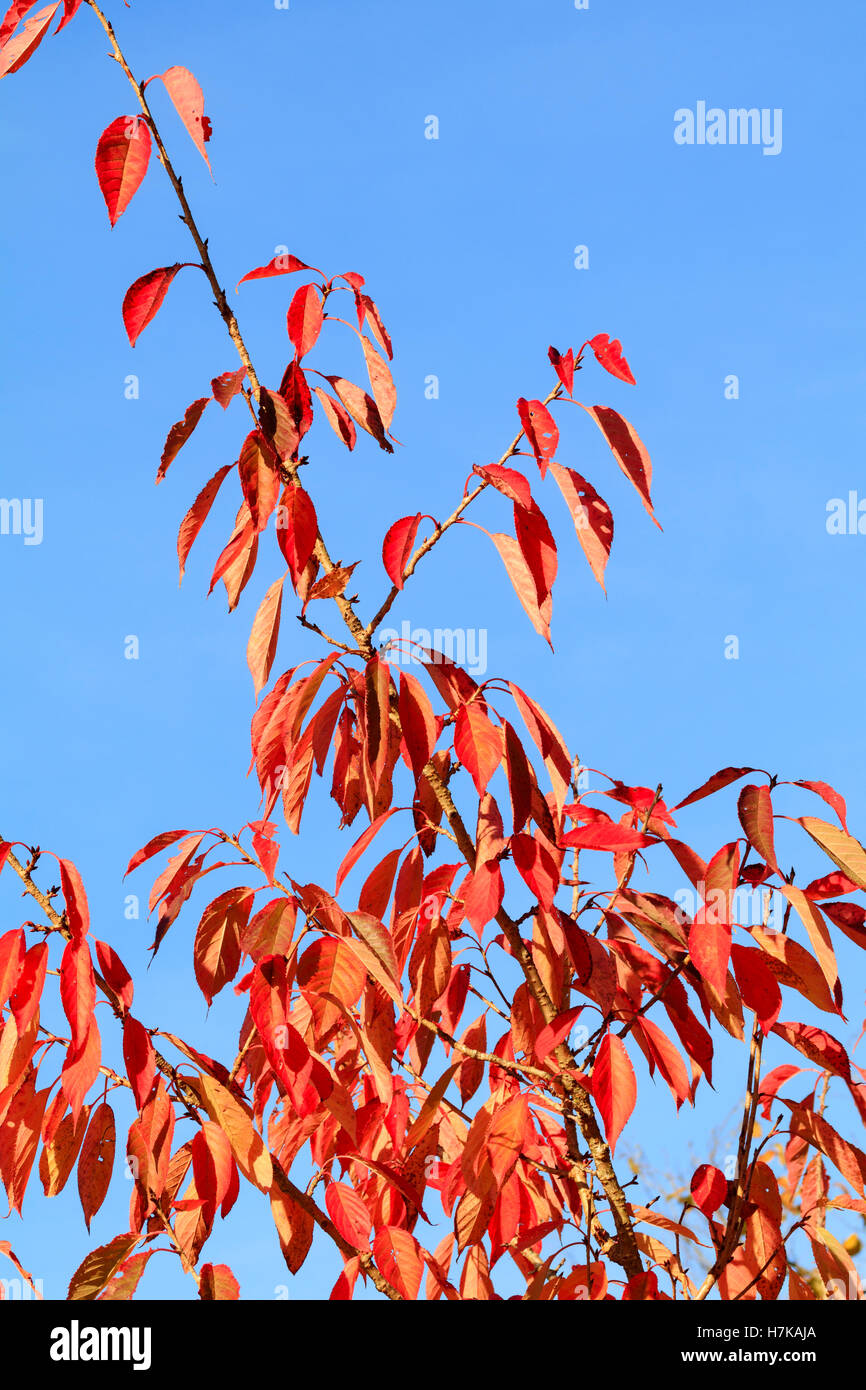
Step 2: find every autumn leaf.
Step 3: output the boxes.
[149,66,213,170]
[123,264,189,347]
[582,405,660,529]
[325,1182,372,1252]
[122,1016,156,1110]
[373,1226,424,1299]
[157,395,209,482]
[77,1102,115,1231]
[287,282,324,359]
[690,1164,728,1218]
[549,463,613,591]
[236,252,313,292]
[454,703,503,796]
[586,333,636,385]
[247,576,285,698]
[382,514,421,589]
[517,397,559,477]
[0,3,59,80]
[94,116,151,226]
[68,1233,142,1301]
[591,1033,637,1155]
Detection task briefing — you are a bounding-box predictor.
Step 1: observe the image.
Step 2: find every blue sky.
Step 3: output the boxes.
[1,0,865,1300]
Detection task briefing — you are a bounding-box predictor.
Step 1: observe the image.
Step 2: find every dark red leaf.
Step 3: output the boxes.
[548,345,574,395]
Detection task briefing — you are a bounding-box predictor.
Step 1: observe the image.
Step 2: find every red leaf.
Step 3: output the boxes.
[357,294,393,359]
[462,861,504,934]
[59,858,90,942]
[122,1016,156,1110]
[373,1227,424,1300]
[778,883,839,996]
[77,1102,115,1231]
[193,888,252,1006]
[125,829,191,878]
[548,345,574,395]
[122,264,186,347]
[211,367,247,409]
[511,833,560,910]
[279,360,314,440]
[516,397,559,478]
[488,530,553,646]
[361,335,397,429]
[794,780,848,832]
[325,376,393,452]
[276,484,318,588]
[61,1017,101,1125]
[514,498,557,619]
[311,386,356,450]
[238,430,279,532]
[247,576,285,699]
[581,405,660,528]
[549,463,613,591]
[398,671,437,784]
[192,1123,236,1218]
[772,1021,850,1081]
[737,784,779,875]
[587,333,636,385]
[690,1163,728,1218]
[199,1264,240,1300]
[287,282,324,359]
[94,116,151,226]
[591,1033,636,1155]
[383,514,421,589]
[325,1182,372,1252]
[633,1015,691,1107]
[782,1102,866,1196]
[0,3,59,79]
[336,808,400,894]
[689,915,732,996]
[150,66,212,169]
[209,513,257,610]
[258,387,300,462]
[757,1064,803,1119]
[93,940,134,1012]
[0,3,40,47]
[674,766,756,810]
[236,252,312,292]
[454,703,503,796]
[0,928,26,1010]
[54,0,81,35]
[503,720,534,834]
[474,463,533,509]
[177,464,233,582]
[157,396,209,482]
[9,941,48,1034]
[730,944,782,1033]
[561,823,653,852]
[535,1005,584,1060]
[60,936,95,1046]
[508,682,572,809]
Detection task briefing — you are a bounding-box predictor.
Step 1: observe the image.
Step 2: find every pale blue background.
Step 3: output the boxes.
[1,0,864,1299]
